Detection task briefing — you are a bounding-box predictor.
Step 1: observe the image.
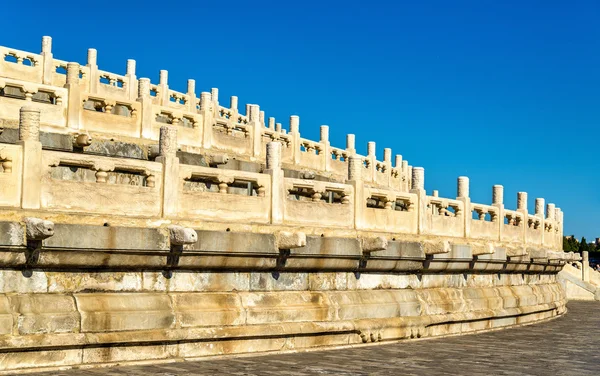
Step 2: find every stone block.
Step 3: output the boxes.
[241,291,334,325]
[192,230,277,254]
[45,224,169,250]
[177,151,209,167]
[85,140,146,159]
[0,127,17,144]
[24,217,54,240]
[40,131,73,151]
[171,292,245,327]
[0,221,25,246]
[76,293,175,332]
[8,294,79,334]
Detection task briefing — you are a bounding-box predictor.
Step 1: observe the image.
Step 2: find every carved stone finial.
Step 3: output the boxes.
[87,48,97,66]
[546,203,556,220]
[230,96,238,111]
[517,192,528,210]
[535,198,545,216]
[168,225,197,245]
[266,141,281,170]
[367,141,376,157]
[320,125,329,143]
[412,167,424,190]
[24,217,54,240]
[159,126,178,157]
[289,116,299,134]
[41,36,52,53]
[348,156,363,181]
[66,62,80,85]
[346,134,355,151]
[19,106,41,142]
[127,59,136,76]
[457,176,469,198]
[492,185,504,205]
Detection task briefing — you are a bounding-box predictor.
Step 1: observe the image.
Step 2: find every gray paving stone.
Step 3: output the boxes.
[27,301,600,375]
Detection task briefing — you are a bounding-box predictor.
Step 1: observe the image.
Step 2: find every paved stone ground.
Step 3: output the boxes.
[28,301,600,376]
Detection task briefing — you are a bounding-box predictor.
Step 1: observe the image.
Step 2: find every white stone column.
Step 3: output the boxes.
[266,142,284,224]
[41,36,53,85]
[156,126,179,218]
[186,79,196,113]
[126,59,137,100]
[87,48,98,94]
[583,251,590,282]
[367,141,376,182]
[19,107,43,209]
[517,191,528,244]
[410,167,426,234]
[346,134,356,156]
[249,104,262,158]
[137,78,154,139]
[199,91,213,148]
[535,198,546,245]
[492,185,504,241]
[320,125,330,171]
[348,156,364,230]
[383,148,392,187]
[401,160,409,192]
[457,176,471,238]
[289,115,300,165]
[64,62,81,130]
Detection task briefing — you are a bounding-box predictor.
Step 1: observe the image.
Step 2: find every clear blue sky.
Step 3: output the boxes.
[3,1,599,240]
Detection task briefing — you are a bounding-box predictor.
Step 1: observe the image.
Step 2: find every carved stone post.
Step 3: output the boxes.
[517,191,528,244]
[410,167,426,234]
[289,115,300,165]
[583,251,590,282]
[157,126,179,218]
[136,78,154,139]
[492,185,504,241]
[535,198,546,245]
[346,134,356,156]
[126,59,137,100]
[401,160,409,192]
[320,125,330,172]
[87,48,98,94]
[348,156,364,230]
[159,70,169,106]
[41,36,53,85]
[64,62,81,131]
[198,91,213,149]
[266,142,284,224]
[393,154,403,191]
[383,148,392,187]
[19,107,43,209]
[249,104,262,158]
[456,176,471,238]
[186,79,196,112]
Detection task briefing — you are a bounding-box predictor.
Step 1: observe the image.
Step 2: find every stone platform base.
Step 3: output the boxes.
[0,279,566,374]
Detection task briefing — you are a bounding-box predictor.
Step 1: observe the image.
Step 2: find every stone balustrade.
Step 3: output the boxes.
[0,37,411,188]
[0,36,570,374]
[0,109,564,249]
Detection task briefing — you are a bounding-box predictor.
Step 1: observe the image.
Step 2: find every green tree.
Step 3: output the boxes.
[563,236,579,252]
[579,237,591,253]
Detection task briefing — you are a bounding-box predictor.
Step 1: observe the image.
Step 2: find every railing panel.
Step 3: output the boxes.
[0,78,67,129]
[361,188,417,233]
[179,165,270,223]
[425,197,465,237]
[150,104,202,145]
[0,144,22,207]
[470,203,499,240]
[40,151,162,216]
[81,93,141,137]
[0,47,43,83]
[283,178,353,227]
